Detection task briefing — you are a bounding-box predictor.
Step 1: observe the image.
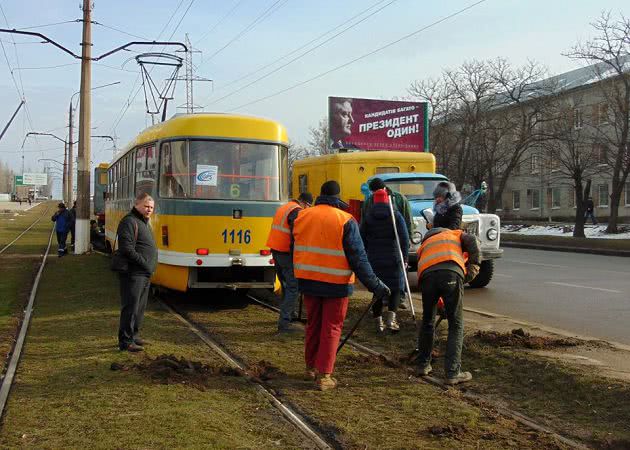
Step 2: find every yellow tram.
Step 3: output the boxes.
[104,113,289,292]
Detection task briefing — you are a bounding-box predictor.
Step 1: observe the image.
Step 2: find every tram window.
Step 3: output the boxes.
[135,145,156,195]
[159,141,189,198]
[185,140,280,201]
[298,174,308,194]
[376,167,399,174]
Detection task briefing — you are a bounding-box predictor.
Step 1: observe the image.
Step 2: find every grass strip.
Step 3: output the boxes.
[0,255,316,449]
[181,294,569,449]
[339,292,630,448]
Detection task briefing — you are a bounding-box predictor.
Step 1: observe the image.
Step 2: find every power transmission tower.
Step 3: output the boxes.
[177,34,211,113]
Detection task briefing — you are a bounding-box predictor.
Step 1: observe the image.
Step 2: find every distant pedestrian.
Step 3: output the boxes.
[112,192,158,353]
[51,202,74,257]
[432,181,463,230]
[416,227,481,385]
[360,188,409,333]
[584,197,597,225]
[28,197,32,206]
[290,180,390,390]
[266,192,313,333]
[69,201,77,247]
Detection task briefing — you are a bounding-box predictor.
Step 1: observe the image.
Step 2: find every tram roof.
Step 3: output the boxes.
[111,113,288,164]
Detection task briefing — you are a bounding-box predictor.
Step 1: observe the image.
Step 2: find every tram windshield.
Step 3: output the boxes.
[159,140,284,201]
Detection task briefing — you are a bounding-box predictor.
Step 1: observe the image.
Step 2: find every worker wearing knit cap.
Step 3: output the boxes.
[290,181,390,390]
[360,189,409,333]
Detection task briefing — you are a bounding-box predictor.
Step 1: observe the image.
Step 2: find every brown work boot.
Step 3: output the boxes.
[316,374,338,391]
[120,343,144,353]
[304,367,317,381]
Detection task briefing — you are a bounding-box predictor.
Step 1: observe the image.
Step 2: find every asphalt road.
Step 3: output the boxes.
[409,247,630,345]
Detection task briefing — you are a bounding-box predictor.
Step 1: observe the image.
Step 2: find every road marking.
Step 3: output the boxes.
[504,259,568,268]
[545,281,623,294]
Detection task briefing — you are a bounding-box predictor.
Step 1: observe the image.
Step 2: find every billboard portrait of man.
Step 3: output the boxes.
[329,98,360,150]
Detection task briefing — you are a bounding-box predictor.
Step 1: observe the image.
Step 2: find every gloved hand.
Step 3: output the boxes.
[372,281,391,302]
[464,264,480,284]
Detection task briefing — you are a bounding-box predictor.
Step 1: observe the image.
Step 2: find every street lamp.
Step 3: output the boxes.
[24,132,69,203]
[38,158,64,166]
[67,81,120,206]
[92,134,117,158]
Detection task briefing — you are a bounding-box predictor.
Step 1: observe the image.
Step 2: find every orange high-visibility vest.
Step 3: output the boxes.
[417,229,467,278]
[293,204,356,285]
[266,200,302,252]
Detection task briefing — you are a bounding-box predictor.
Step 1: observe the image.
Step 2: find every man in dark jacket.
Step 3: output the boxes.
[362,178,413,234]
[51,202,74,257]
[69,201,77,248]
[360,188,409,333]
[416,227,480,385]
[584,197,597,225]
[290,180,390,390]
[114,192,158,352]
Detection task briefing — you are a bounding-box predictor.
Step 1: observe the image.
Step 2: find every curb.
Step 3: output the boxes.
[501,240,630,257]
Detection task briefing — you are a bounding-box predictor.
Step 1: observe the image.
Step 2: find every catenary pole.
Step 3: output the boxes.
[75,0,92,254]
[0,100,24,143]
[63,142,68,204]
[68,100,74,204]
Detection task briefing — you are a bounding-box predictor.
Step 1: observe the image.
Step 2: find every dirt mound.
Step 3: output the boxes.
[248,360,285,381]
[427,424,468,440]
[597,438,630,450]
[471,328,580,350]
[110,354,243,389]
[343,353,402,369]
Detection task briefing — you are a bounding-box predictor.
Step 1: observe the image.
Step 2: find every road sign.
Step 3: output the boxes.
[23,173,48,185]
[14,175,23,186]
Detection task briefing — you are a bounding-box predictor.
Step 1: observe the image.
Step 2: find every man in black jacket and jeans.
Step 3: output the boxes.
[115,192,158,352]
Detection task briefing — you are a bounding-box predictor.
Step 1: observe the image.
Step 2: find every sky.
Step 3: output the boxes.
[0,0,628,198]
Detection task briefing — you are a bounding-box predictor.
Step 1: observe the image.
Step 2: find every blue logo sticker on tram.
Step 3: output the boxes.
[195,164,218,186]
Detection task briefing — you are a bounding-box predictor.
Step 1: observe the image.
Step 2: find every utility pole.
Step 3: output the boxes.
[63,143,68,204]
[68,100,74,204]
[0,100,24,143]
[176,34,211,114]
[75,0,92,254]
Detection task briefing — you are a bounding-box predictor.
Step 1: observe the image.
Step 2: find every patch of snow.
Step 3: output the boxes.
[502,224,630,240]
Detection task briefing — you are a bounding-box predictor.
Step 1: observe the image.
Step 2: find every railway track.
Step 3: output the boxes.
[0,203,53,255]
[160,298,334,450]
[246,293,589,450]
[0,218,54,419]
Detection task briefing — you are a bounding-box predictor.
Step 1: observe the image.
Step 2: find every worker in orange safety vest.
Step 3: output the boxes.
[266,192,313,332]
[290,180,390,391]
[415,226,481,385]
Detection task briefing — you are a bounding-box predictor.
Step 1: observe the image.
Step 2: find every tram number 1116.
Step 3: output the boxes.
[222,229,252,244]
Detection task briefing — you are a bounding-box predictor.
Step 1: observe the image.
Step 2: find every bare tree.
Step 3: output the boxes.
[0,160,15,194]
[565,12,630,233]
[544,95,606,237]
[308,118,335,155]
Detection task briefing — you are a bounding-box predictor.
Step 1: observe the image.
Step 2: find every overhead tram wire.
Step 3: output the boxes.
[0,2,41,152]
[199,0,288,66]
[92,21,151,41]
[15,19,80,30]
[228,0,488,112]
[206,0,392,95]
[206,0,398,107]
[105,0,193,139]
[16,62,79,70]
[194,0,245,46]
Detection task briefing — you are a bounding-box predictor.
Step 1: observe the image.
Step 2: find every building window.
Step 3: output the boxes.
[551,187,561,208]
[598,184,609,208]
[573,108,583,130]
[513,161,521,175]
[527,189,540,209]
[531,155,540,174]
[626,183,630,206]
[512,190,520,210]
[549,151,560,172]
[594,143,608,165]
[568,188,576,208]
[593,103,609,126]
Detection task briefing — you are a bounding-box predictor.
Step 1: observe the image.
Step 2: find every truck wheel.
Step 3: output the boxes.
[468,260,494,288]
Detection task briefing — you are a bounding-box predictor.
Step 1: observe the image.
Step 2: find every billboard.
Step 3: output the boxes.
[23,173,48,185]
[328,97,428,152]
